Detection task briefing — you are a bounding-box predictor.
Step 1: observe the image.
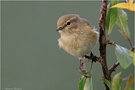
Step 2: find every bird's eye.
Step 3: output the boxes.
[66,21,71,25]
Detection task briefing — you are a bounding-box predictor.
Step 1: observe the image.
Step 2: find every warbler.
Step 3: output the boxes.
[56,14,99,74]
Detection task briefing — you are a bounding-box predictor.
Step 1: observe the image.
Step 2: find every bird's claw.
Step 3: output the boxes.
[77,65,91,78]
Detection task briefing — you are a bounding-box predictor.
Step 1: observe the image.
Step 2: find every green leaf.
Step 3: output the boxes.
[106,0,118,35]
[103,79,111,90]
[78,76,93,90]
[124,74,134,90]
[116,9,130,39]
[79,76,87,90]
[84,77,93,90]
[129,50,135,66]
[112,72,122,90]
[115,45,133,69]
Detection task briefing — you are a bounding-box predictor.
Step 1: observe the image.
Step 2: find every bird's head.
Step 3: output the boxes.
[56,14,81,34]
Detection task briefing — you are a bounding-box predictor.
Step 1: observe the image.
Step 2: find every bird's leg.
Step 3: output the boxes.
[78,54,97,77]
[78,58,84,73]
[83,52,95,77]
[86,52,94,74]
[85,52,97,62]
[89,58,93,76]
[78,58,88,77]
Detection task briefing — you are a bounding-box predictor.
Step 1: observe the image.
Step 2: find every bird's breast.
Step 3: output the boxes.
[58,33,92,57]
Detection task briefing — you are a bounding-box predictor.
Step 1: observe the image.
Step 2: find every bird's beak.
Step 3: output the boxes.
[56,27,60,31]
[56,27,63,31]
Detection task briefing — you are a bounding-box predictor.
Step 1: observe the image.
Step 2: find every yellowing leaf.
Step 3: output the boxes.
[110,0,135,11]
[124,74,134,90]
[128,0,133,4]
[129,51,135,65]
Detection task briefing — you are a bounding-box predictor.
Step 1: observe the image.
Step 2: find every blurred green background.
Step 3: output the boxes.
[1,1,134,90]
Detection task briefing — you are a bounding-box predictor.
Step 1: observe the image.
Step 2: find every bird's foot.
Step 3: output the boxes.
[77,60,91,78]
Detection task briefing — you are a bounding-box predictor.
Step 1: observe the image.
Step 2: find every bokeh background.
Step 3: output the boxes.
[1,1,134,90]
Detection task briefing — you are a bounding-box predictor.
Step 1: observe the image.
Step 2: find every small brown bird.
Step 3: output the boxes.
[56,14,99,74]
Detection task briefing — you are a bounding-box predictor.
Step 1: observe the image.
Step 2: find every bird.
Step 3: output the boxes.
[56,14,99,75]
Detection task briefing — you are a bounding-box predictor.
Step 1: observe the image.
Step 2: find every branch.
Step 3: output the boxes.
[130,45,135,51]
[109,61,120,76]
[128,39,135,51]
[85,53,102,63]
[107,40,116,46]
[99,0,110,90]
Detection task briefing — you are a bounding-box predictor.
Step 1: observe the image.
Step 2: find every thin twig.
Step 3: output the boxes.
[106,40,116,46]
[109,61,120,76]
[130,46,135,51]
[127,38,135,51]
